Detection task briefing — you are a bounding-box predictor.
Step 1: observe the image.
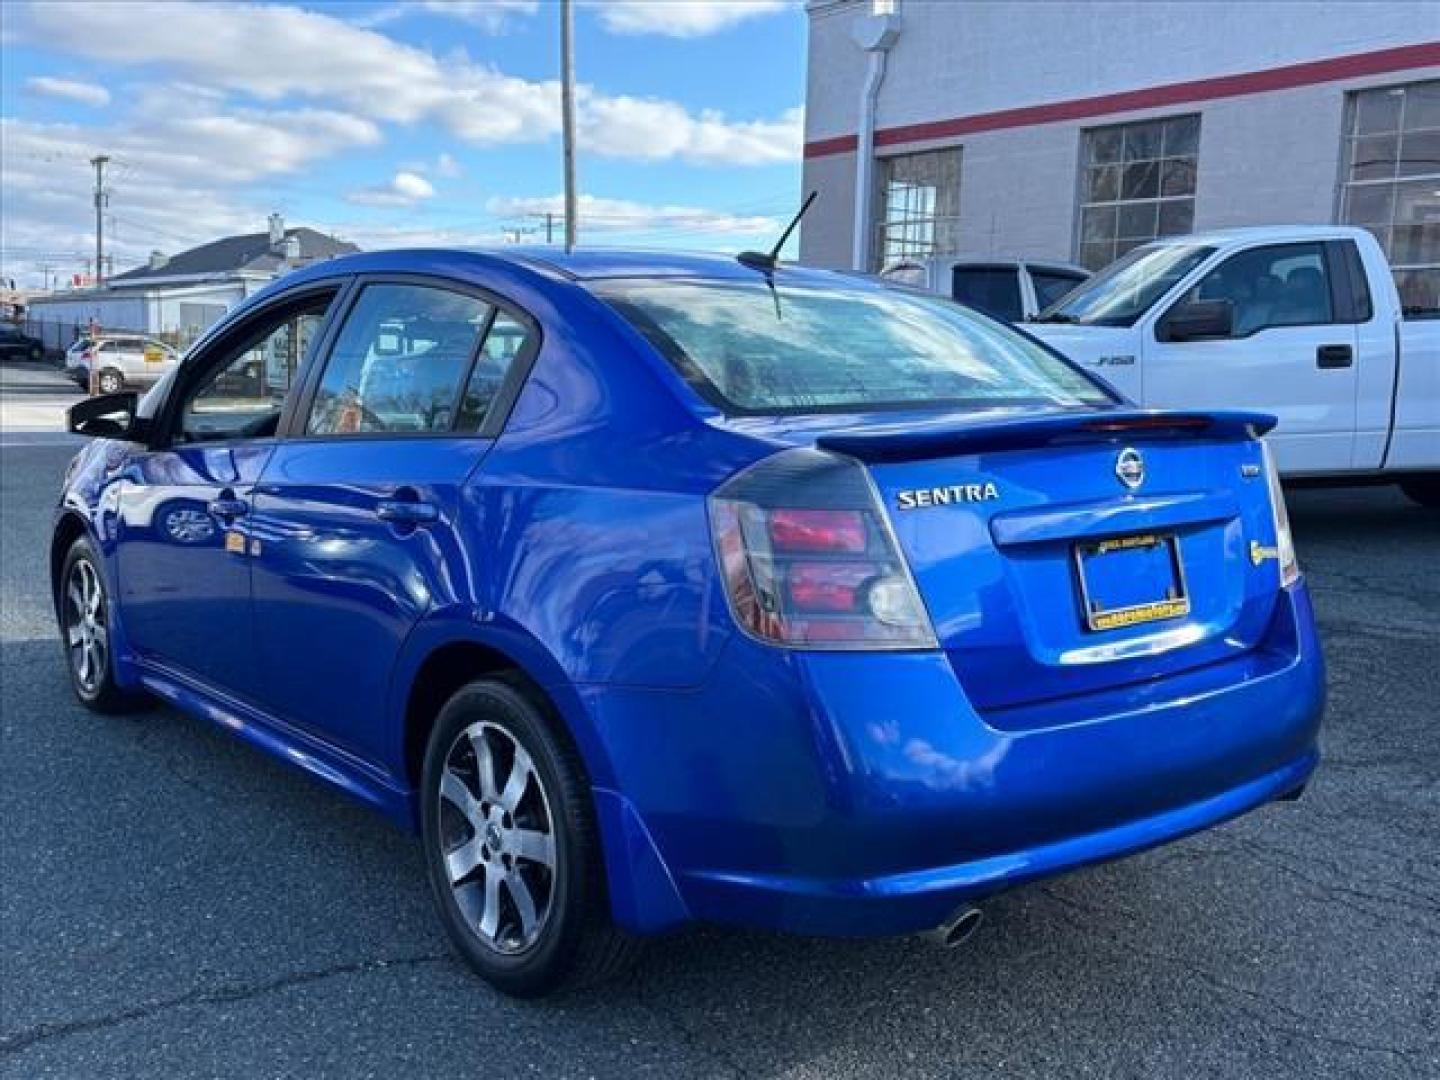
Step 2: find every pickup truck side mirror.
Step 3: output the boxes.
[67,391,148,441]
[1159,299,1234,342]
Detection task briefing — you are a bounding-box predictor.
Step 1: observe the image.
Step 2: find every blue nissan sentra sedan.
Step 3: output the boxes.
[54,248,1324,996]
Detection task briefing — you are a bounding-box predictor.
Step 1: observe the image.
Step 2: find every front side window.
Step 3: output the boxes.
[874,148,962,272]
[951,267,1023,322]
[1078,115,1200,271]
[1339,80,1440,318]
[594,278,1113,415]
[1170,243,1334,336]
[306,284,492,436]
[179,294,335,443]
[1037,242,1214,327]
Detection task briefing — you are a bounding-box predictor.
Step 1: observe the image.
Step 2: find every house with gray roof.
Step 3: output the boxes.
[25,214,358,351]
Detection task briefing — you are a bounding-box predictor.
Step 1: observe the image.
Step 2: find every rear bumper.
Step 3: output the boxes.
[586,582,1325,936]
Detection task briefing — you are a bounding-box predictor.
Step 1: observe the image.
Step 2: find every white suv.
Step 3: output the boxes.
[66,335,181,394]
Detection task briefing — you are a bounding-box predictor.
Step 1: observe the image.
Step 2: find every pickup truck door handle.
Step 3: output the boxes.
[1316,344,1354,369]
[375,498,440,525]
[207,494,249,520]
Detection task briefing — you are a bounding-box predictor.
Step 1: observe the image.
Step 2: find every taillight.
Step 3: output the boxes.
[1261,441,1300,587]
[709,448,937,649]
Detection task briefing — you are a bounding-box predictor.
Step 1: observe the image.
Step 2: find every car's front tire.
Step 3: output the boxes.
[58,536,144,713]
[420,677,636,997]
[1400,475,1440,508]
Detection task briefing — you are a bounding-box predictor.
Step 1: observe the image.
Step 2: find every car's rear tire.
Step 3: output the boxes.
[58,536,146,714]
[96,368,125,394]
[1399,475,1440,508]
[420,676,637,997]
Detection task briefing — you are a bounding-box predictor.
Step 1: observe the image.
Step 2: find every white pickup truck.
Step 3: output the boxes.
[1026,226,1439,506]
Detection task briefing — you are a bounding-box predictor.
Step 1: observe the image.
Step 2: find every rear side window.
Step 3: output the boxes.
[456,312,534,431]
[306,284,492,436]
[594,278,1113,415]
[951,267,1023,322]
[1032,270,1086,310]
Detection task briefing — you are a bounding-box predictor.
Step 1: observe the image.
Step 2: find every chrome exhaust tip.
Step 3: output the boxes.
[928,906,984,949]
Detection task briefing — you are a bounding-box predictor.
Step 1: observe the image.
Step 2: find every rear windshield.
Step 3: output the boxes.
[593,278,1114,415]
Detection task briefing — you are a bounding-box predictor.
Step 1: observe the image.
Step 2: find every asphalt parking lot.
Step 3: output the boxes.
[2,361,1437,1079]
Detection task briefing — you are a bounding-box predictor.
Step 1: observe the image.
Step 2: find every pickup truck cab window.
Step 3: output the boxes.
[1167,242,1335,338]
[1037,242,1213,326]
[1031,269,1087,310]
[951,266,1024,322]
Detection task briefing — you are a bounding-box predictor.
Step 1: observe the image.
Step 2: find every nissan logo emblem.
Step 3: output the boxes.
[1116,447,1145,490]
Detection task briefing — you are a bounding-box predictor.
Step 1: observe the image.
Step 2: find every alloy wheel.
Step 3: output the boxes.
[437,720,558,955]
[65,558,108,694]
[98,371,123,394]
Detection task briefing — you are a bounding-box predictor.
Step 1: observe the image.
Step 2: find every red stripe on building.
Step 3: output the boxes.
[803,41,1440,159]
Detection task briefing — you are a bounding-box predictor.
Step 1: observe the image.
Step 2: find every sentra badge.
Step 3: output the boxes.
[896,482,999,510]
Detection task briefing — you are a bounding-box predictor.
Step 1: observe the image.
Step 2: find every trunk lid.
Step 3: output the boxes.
[810,408,1284,721]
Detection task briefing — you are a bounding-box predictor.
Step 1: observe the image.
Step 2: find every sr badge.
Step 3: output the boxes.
[895,482,999,510]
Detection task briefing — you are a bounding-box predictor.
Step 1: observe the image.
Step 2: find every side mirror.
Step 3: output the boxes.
[67,391,146,441]
[1160,299,1234,342]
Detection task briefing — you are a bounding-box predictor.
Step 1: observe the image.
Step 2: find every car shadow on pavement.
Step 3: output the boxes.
[5,585,1436,1078]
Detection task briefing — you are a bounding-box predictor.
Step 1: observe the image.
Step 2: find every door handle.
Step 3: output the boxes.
[1316,344,1353,369]
[208,495,249,520]
[376,499,439,525]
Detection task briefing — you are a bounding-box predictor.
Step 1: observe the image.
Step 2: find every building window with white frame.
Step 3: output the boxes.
[1339,80,1440,318]
[1077,115,1200,271]
[873,148,961,271]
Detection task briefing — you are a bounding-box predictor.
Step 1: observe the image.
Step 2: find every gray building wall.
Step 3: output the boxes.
[800,0,1440,268]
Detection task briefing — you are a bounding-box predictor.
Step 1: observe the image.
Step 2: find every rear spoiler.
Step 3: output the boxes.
[815,409,1276,464]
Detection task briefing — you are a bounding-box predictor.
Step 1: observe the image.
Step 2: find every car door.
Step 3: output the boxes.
[248,277,537,766]
[1143,241,1360,473]
[114,284,344,696]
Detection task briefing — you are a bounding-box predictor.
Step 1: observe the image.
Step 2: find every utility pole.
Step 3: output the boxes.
[546,212,555,245]
[90,155,110,288]
[560,0,578,251]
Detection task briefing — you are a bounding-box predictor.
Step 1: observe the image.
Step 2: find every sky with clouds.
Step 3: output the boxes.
[0,0,805,287]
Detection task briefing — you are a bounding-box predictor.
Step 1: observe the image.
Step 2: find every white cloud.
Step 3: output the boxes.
[581,99,802,165]
[591,0,788,37]
[487,193,779,239]
[18,2,799,164]
[23,76,111,107]
[348,170,438,207]
[358,0,537,32]
[435,152,463,178]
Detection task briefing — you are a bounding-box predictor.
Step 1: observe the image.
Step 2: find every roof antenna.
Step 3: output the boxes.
[738,190,818,273]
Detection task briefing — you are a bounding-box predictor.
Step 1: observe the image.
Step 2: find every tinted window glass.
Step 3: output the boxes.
[307,284,491,436]
[1032,271,1086,310]
[951,268,1023,322]
[595,279,1112,415]
[181,297,334,442]
[456,311,532,431]
[1176,243,1333,336]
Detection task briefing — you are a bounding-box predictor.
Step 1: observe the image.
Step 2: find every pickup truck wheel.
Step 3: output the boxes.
[1399,476,1440,508]
[420,677,638,997]
[96,369,125,394]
